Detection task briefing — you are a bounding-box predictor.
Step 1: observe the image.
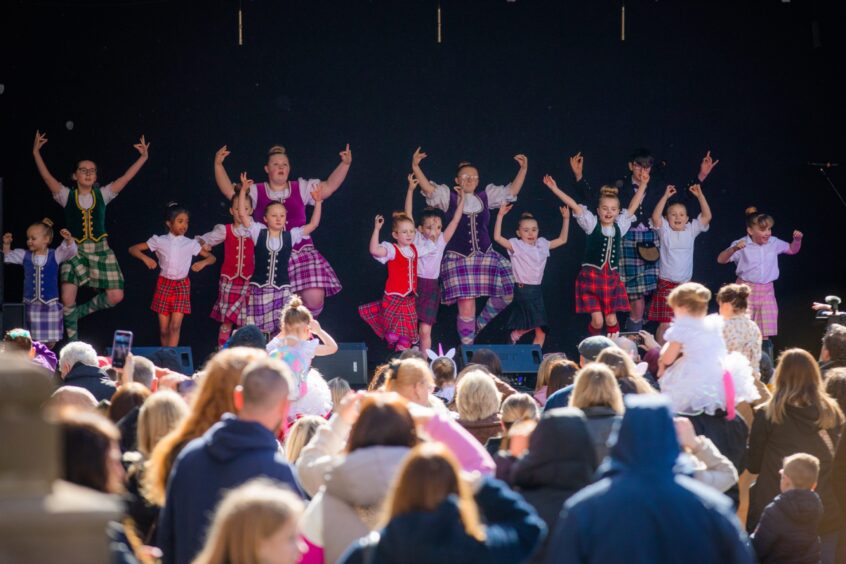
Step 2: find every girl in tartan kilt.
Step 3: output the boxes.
[214,144,350,318]
[32,131,150,341]
[493,203,570,348]
[717,207,803,354]
[404,173,466,353]
[233,173,324,337]
[647,184,712,342]
[544,175,646,336]
[3,220,77,347]
[128,203,217,346]
[411,148,528,345]
[359,211,437,350]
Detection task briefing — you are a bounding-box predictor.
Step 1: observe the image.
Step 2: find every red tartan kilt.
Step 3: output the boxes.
[151,276,192,315]
[575,265,630,315]
[647,278,680,323]
[359,293,418,344]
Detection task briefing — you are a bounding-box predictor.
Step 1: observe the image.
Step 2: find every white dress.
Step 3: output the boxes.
[266,336,332,420]
[659,314,760,415]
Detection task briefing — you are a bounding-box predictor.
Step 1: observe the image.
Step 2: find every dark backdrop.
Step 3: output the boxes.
[2,0,843,368]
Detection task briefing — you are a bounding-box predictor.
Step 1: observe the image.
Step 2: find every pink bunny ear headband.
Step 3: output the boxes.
[427,343,457,378]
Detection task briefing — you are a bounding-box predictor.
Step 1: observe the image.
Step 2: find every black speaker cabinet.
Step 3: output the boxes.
[1,303,26,333]
[311,343,369,386]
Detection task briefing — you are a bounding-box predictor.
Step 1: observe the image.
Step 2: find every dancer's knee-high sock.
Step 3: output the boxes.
[476,295,512,333]
[75,292,113,319]
[63,305,79,341]
[457,316,476,346]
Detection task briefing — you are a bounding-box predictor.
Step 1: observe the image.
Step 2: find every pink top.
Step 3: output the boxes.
[507,237,551,285]
[424,411,497,475]
[729,235,801,284]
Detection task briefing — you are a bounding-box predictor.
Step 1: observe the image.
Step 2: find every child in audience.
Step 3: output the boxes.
[327,377,351,413]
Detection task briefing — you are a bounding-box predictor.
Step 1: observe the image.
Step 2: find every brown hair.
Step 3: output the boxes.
[431,357,457,388]
[535,353,568,391]
[823,324,846,363]
[59,410,121,493]
[767,348,845,429]
[145,348,264,506]
[29,217,55,243]
[455,161,478,177]
[368,363,390,391]
[569,363,624,414]
[3,328,32,352]
[782,453,820,490]
[667,282,711,316]
[547,360,579,397]
[716,283,751,312]
[517,212,538,229]
[346,394,418,453]
[107,382,151,423]
[391,211,415,232]
[382,442,485,541]
[281,295,312,332]
[745,206,774,230]
[469,348,502,377]
[595,347,655,395]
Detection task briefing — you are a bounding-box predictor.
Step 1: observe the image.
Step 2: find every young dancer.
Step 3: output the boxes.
[197,189,257,346]
[234,174,324,336]
[493,203,570,346]
[128,204,216,346]
[32,131,149,340]
[412,147,528,345]
[266,296,337,420]
[658,282,759,417]
[3,220,77,346]
[214,144,350,316]
[717,207,802,357]
[404,174,465,352]
[648,184,712,341]
[544,174,645,336]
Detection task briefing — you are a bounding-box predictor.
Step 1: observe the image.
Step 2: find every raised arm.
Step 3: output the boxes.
[411,147,436,196]
[110,136,150,194]
[310,319,339,356]
[652,185,676,230]
[214,145,236,200]
[442,188,466,243]
[128,242,157,270]
[317,144,352,200]
[2,233,12,254]
[626,173,649,217]
[302,189,323,236]
[493,204,514,253]
[717,239,745,264]
[697,150,719,183]
[689,184,712,227]
[570,151,584,182]
[548,206,570,250]
[508,154,529,197]
[236,173,254,227]
[404,174,417,219]
[543,175,580,212]
[369,215,388,257]
[32,131,63,194]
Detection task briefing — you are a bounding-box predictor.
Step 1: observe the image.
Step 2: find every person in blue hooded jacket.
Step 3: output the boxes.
[544,394,754,564]
[157,357,304,564]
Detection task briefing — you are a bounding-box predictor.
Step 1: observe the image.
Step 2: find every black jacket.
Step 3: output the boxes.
[581,406,621,467]
[751,489,822,563]
[61,362,116,402]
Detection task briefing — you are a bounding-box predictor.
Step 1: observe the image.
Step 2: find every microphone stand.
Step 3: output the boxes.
[816,166,846,209]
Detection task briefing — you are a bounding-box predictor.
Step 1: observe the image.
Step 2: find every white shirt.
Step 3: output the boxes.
[53,183,117,208]
[730,235,791,284]
[373,242,419,264]
[424,183,516,213]
[4,240,78,265]
[574,205,635,237]
[412,232,445,279]
[508,238,551,285]
[146,234,202,280]
[197,223,260,247]
[654,217,709,283]
[249,178,321,209]
[246,225,305,248]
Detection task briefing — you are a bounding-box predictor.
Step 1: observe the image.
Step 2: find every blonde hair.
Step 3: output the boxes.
[535,353,567,391]
[384,359,434,396]
[667,282,711,316]
[391,211,415,231]
[782,453,820,490]
[267,145,288,159]
[595,347,655,395]
[145,348,265,506]
[193,478,304,564]
[501,393,539,425]
[382,442,484,542]
[281,295,312,332]
[455,370,501,422]
[327,377,352,412]
[137,391,188,458]
[284,415,326,463]
[598,186,621,207]
[767,348,845,429]
[569,363,624,414]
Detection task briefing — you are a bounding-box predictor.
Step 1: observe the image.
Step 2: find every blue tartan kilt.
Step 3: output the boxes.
[620,230,659,299]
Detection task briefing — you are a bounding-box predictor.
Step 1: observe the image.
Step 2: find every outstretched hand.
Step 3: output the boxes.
[215,145,230,165]
[514,154,528,169]
[699,150,719,178]
[311,187,323,203]
[688,184,703,197]
[33,131,48,154]
[239,172,254,192]
[793,230,803,240]
[134,135,150,158]
[664,185,677,198]
[543,174,560,191]
[560,206,570,219]
[59,228,73,242]
[407,173,419,191]
[569,152,584,179]
[498,203,513,217]
[374,215,384,229]
[412,147,427,167]
[453,186,466,202]
[339,144,352,165]
[309,318,322,333]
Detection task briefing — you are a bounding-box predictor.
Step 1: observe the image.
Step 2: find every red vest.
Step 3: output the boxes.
[221,224,255,280]
[385,244,418,296]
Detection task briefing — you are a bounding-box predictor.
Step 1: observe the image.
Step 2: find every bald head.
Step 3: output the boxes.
[240,358,293,412]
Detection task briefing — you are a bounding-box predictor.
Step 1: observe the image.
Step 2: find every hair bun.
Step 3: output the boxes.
[745,206,759,216]
[166,201,180,209]
[519,212,534,219]
[287,295,303,309]
[738,285,751,298]
[268,145,287,156]
[599,186,619,197]
[41,218,54,227]
[457,161,473,169]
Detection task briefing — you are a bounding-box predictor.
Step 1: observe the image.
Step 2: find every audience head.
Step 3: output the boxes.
[501,393,540,428]
[137,390,188,458]
[825,367,846,415]
[235,357,293,431]
[768,348,844,430]
[547,360,579,397]
[398,348,427,362]
[45,386,98,413]
[569,363,624,414]
[382,442,484,541]
[193,478,305,564]
[468,348,502,377]
[667,282,711,318]
[226,325,267,349]
[3,328,33,355]
[280,296,313,340]
[610,394,680,472]
[431,357,457,390]
[596,346,655,395]
[327,377,352,412]
[383,358,435,406]
[535,353,568,391]
[58,341,99,377]
[716,283,751,317]
[368,363,390,391]
[284,415,327,463]
[130,356,156,389]
[346,394,418,453]
[577,336,616,367]
[456,369,501,422]
[821,323,846,363]
[59,410,124,494]
[780,453,820,492]
[107,382,151,423]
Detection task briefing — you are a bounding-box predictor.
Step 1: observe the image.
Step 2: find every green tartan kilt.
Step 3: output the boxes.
[61,239,125,290]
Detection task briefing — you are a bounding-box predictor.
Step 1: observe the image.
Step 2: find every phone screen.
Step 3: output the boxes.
[111,330,133,368]
[618,331,643,346]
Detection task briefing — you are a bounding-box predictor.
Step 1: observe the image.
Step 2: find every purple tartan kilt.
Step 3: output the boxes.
[247,284,293,334]
[440,249,514,306]
[575,265,630,315]
[26,300,64,343]
[359,293,418,344]
[416,277,441,325]
[288,244,342,297]
[211,276,251,326]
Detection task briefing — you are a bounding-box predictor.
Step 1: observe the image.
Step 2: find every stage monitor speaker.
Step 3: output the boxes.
[106,345,194,375]
[311,342,368,386]
[460,344,543,374]
[1,303,26,333]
